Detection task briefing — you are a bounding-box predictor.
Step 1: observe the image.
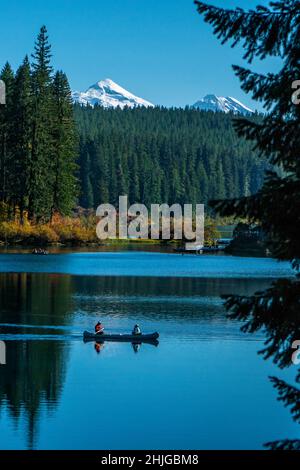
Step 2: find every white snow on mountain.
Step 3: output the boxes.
[192,94,254,115]
[72,78,154,109]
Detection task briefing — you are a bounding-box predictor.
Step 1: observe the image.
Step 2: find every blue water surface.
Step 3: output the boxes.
[0,252,297,449]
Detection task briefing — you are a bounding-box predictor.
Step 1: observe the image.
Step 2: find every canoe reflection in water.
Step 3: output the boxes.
[94,342,105,354]
[132,343,141,354]
[93,340,146,354]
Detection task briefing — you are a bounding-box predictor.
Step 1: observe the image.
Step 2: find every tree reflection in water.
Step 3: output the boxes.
[0,271,298,448]
[0,273,72,449]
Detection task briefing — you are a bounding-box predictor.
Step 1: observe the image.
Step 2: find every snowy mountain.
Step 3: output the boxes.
[72,78,154,109]
[192,94,254,115]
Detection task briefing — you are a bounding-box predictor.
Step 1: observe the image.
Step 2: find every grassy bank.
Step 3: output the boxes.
[0,218,178,246]
[0,213,227,247]
[0,215,99,246]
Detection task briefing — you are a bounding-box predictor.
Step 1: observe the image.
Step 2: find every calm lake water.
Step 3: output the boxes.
[0,251,298,450]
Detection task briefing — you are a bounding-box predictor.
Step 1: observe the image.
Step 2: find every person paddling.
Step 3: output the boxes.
[132,324,141,336]
[95,321,104,335]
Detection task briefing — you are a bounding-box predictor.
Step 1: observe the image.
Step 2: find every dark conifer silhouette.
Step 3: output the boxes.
[0,27,78,222]
[196,0,300,448]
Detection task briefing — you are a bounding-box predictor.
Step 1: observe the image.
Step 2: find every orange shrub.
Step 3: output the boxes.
[0,214,99,245]
[0,222,19,240]
[33,225,59,243]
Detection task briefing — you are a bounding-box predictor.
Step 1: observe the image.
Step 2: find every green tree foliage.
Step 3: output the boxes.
[0,63,15,205]
[10,56,32,220]
[196,0,300,448]
[75,105,267,208]
[30,26,55,220]
[51,71,78,217]
[0,27,77,221]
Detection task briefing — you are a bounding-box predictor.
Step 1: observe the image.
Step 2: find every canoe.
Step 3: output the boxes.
[83,331,159,343]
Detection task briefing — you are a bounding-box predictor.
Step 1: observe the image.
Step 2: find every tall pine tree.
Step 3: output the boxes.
[10,56,32,220]
[51,71,78,218]
[0,63,14,206]
[0,27,78,223]
[30,26,54,220]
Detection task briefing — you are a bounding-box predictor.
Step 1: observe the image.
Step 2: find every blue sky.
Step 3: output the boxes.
[0,0,280,109]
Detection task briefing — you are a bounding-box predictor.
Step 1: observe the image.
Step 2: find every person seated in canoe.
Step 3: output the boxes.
[132,324,141,336]
[95,321,104,335]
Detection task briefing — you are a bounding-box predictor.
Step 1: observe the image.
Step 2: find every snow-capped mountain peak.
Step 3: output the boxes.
[72,78,154,109]
[192,94,254,115]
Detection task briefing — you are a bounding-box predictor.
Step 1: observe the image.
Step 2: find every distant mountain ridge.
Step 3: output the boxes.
[192,94,254,115]
[72,78,154,109]
[72,79,254,114]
